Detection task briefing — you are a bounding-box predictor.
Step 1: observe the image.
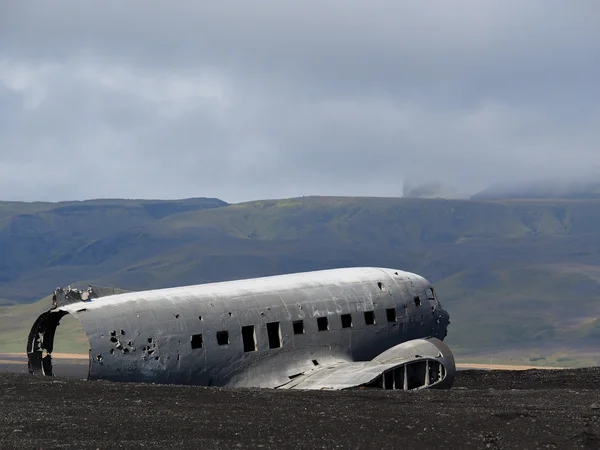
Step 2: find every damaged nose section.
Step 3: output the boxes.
[431,307,450,341]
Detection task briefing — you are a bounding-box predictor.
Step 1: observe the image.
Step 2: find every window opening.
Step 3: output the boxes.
[317,316,329,331]
[216,330,229,346]
[341,313,353,328]
[414,296,422,307]
[191,333,203,349]
[386,308,397,322]
[364,311,375,325]
[242,325,257,352]
[426,288,437,311]
[267,321,282,349]
[293,320,304,335]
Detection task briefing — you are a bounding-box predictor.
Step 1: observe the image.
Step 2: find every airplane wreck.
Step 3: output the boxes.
[27,267,455,390]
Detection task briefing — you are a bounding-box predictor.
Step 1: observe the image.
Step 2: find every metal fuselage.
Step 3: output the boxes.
[31,267,451,388]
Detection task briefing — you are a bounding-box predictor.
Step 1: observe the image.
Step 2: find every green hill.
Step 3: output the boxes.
[1,195,600,365]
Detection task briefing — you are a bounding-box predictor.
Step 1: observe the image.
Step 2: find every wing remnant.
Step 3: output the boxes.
[278,338,455,390]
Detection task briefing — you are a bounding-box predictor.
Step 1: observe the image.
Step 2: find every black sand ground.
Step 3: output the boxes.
[0,368,599,449]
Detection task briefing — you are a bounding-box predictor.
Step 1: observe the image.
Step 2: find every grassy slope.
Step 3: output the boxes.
[0,295,88,354]
[1,196,600,365]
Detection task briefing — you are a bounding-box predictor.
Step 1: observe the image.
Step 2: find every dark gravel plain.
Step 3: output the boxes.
[0,368,599,449]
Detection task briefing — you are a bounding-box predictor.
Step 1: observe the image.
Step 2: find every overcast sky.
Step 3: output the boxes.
[1,1,598,203]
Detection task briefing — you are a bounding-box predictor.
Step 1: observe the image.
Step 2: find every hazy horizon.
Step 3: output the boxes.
[4,174,600,204]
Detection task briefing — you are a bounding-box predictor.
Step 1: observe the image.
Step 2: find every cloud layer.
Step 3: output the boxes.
[1,1,599,202]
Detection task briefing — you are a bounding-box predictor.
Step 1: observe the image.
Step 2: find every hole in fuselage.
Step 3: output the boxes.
[293,320,305,335]
[267,322,282,349]
[341,314,352,328]
[242,325,257,352]
[317,317,329,331]
[191,333,204,349]
[386,308,397,323]
[216,331,230,346]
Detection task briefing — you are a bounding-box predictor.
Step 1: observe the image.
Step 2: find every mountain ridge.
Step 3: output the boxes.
[1,195,600,362]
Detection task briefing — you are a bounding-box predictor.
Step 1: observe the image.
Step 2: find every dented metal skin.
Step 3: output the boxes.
[27,267,455,390]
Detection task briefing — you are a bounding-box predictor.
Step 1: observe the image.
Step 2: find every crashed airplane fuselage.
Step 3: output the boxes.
[27,267,455,390]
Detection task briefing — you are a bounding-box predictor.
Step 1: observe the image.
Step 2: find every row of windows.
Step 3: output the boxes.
[190,308,399,352]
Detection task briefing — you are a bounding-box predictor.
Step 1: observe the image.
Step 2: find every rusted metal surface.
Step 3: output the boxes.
[26,267,454,390]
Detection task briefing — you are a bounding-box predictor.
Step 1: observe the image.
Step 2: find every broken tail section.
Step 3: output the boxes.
[27,285,132,376]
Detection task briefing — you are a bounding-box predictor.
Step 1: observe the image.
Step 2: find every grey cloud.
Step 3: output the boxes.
[0,1,599,202]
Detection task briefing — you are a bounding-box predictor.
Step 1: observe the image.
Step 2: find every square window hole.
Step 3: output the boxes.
[341,313,353,328]
[364,311,375,325]
[386,308,397,323]
[317,317,329,331]
[190,333,203,349]
[216,330,229,345]
[293,320,305,335]
[414,296,422,307]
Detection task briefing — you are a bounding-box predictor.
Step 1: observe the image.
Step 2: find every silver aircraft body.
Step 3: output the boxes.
[27,267,455,390]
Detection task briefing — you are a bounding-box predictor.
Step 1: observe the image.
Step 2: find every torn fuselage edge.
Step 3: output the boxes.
[26,307,82,377]
[27,285,128,377]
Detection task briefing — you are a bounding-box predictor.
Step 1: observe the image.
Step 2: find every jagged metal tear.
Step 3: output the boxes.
[27,285,130,377]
